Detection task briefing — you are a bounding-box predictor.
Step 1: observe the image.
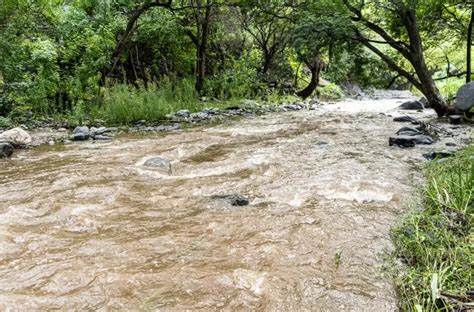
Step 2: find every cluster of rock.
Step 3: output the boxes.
[389,125,434,148]
[71,126,117,141]
[165,100,321,124]
[0,127,32,158]
[389,99,471,160]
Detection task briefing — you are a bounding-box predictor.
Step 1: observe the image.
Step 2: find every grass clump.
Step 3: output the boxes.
[392,145,473,311]
[98,79,202,125]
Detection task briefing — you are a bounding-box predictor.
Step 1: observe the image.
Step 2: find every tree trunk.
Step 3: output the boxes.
[262,50,272,74]
[194,2,211,95]
[104,0,172,80]
[343,1,449,116]
[401,9,448,116]
[296,58,323,99]
[467,0,474,83]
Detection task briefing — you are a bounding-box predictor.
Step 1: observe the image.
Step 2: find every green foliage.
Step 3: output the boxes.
[392,146,473,311]
[0,116,12,128]
[0,0,471,124]
[318,83,345,101]
[437,78,465,101]
[205,50,264,99]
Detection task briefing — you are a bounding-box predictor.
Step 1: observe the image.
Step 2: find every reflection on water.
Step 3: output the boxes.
[0,99,426,310]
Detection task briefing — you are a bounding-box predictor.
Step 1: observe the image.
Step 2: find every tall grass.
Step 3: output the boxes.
[98,79,203,125]
[392,146,473,311]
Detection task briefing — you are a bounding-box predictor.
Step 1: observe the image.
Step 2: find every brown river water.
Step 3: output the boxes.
[0,98,438,310]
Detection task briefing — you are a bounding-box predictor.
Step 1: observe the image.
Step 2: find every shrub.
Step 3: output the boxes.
[98,79,200,125]
[318,83,345,101]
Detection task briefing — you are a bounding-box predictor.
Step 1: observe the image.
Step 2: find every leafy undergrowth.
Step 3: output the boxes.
[392,145,473,311]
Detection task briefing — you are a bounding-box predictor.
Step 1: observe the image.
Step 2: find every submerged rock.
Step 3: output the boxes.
[0,142,14,158]
[0,127,32,146]
[397,100,424,110]
[213,194,250,206]
[143,156,172,174]
[389,135,434,148]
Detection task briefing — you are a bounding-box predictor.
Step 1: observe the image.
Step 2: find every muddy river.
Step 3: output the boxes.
[0,97,442,310]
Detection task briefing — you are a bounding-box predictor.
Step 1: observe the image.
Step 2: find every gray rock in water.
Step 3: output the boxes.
[396,126,422,136]
[0,142,14,158]
[393,116,419,124]
[213,194,249,206]
[93,135,112,141]
[175,109,190,118]
[72,133,90,141]
[73,126,89,135]
[448,115,463,125]
[155,124,181,132]
[143,156,172,174]
[423,151,455,160]
[398,100,424,110]
[455,82,474,111]
[315,140,329,146]
[0,127,32,146]
[389,135,434,148]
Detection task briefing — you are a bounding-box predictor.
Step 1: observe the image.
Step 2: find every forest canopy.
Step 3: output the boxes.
[0,0,472,124]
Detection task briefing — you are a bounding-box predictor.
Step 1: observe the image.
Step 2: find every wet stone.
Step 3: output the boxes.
[213,194,250,206]
[93,135,112,141]
[0,142,14,158]
[389,135,434,148]
[143,156,172,174]
[72,133,90,141]
[393,116,419,124]
[396,126,422,136]
[73,126,89,135]
[423,151,455,160]
[448,115,462,125]
[397,100,424,110]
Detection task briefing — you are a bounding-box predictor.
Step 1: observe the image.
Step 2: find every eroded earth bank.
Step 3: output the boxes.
[0,96,471,310]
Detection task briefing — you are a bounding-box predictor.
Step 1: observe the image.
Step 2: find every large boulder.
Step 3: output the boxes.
[0,142,14,158]
[0,127,32,146]
[397,100,424,110]
[455,82,474,111]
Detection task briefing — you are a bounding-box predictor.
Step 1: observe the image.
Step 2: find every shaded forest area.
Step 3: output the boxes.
[0,0,472,125]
